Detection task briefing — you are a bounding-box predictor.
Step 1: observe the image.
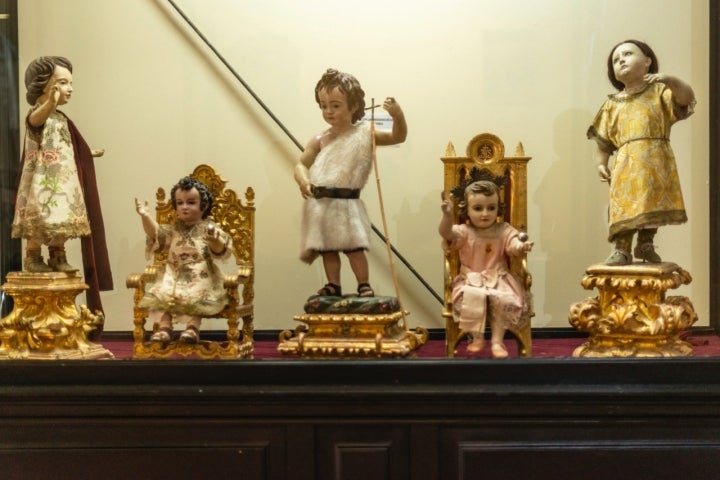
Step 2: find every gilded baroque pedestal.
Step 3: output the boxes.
[568,262,697,357]
[0,271,113,360]
[278,296,428,358]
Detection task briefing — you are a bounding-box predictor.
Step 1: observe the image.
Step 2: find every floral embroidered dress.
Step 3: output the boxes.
[300,122,373,263]
[446,222,529,334]
[138,219,233,318]
[12,110,91,243]
[587,83,694,240]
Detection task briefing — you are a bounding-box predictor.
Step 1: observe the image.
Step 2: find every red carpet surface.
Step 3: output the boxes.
[99,333,720,360]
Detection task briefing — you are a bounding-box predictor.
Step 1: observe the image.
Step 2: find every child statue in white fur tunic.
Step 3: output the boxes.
[294,68,407,298]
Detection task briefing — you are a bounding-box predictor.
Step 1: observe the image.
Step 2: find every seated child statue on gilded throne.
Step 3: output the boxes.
[439,133,534,358]
[128,165,255,359]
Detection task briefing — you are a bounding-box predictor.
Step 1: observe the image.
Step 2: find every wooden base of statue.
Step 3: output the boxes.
[278,295,428,358]
[568,262,697,358]
[0,271,113,360]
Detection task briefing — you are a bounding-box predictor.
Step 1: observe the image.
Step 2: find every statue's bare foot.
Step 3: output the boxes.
[491,342,508,359]
[467,337,484,353]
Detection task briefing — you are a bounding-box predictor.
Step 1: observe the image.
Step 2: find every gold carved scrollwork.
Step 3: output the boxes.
[0,272,113,360]
[568,262,697,357]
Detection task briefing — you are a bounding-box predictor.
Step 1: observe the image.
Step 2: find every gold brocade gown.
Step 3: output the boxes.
[587,82,694,240]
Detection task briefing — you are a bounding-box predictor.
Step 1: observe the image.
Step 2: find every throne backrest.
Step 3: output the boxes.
[152,164,255,304]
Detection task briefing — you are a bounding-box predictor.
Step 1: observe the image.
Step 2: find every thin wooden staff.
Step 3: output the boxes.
[369,99,406,326]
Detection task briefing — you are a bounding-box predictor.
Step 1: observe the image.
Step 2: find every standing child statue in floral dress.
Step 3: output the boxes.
[12,56,112,314]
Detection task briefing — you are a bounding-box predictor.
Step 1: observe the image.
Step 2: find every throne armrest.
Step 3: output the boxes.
[520,254,532,290]
[223,266,253,289]
[126,265,161,289]
[126,274,142,289]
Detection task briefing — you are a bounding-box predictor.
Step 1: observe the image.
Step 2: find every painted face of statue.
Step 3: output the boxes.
[317,86,357,130]
[466,192,499,230]
[611,42,651,87]
[174,187,204,225]
[43,66,73,106]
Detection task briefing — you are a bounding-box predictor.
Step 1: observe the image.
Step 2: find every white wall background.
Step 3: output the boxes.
[15,0,710,332]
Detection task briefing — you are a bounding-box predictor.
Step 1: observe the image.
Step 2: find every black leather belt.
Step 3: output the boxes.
[311,186,361,199]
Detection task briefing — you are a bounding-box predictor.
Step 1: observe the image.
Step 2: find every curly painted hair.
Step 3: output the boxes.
[314,68,366,124]
[24,56,73,106]
[170,177,213,219]
[606,39,658,91]
[457,180,504,223]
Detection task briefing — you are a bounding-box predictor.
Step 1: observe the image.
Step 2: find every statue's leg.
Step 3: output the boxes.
[24,238,52,272]
[48,242,77,272]
[634,228,662,263]
[605,230,634,265]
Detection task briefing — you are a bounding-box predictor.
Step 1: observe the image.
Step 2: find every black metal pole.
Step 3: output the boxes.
[167,0,304,152]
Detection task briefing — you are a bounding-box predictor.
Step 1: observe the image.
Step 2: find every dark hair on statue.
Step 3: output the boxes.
[314,68,366,124]
[171,177,213,219]
[606,39,658,91]
[24,56,73,106]
[458,180,504,223]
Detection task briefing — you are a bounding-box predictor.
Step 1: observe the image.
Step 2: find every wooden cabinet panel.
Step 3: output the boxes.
[0,426,287,480]
[2,447,271,480]
[440,426,720,479]
[315,426,409,480]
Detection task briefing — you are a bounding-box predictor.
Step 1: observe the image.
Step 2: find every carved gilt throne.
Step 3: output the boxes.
[442,133,533,357]
[127,164,255,359]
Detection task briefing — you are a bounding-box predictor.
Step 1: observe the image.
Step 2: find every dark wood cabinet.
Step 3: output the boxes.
[2,359,720,479]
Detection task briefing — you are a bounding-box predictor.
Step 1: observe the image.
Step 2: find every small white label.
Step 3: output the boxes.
[363,114,393,131]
